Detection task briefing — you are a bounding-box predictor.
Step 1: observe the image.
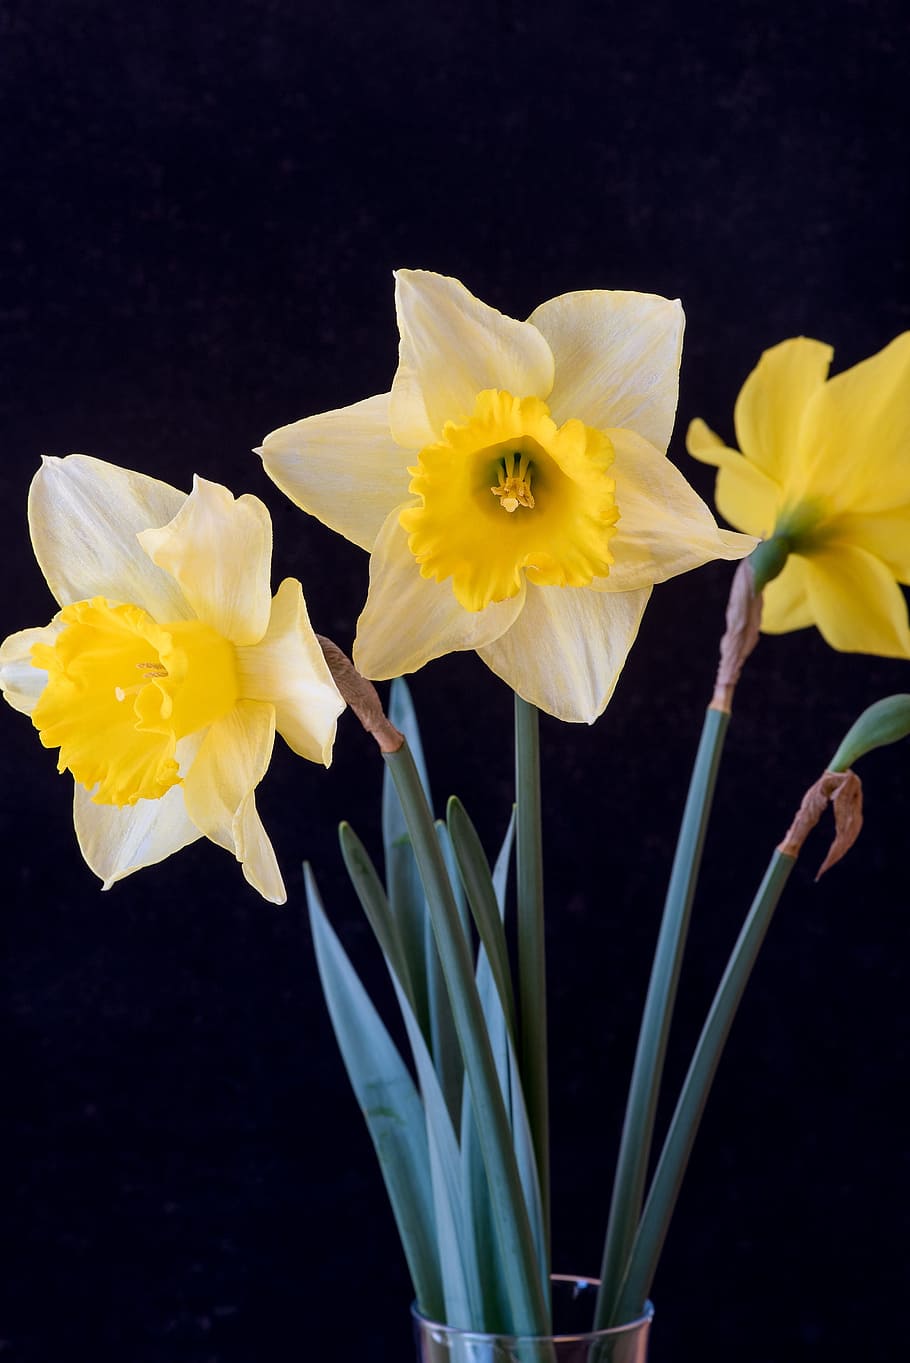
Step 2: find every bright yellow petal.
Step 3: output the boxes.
[594,428,756,591]
[181,698,275,851]
[760,557,814,633]
[0,620,61,715]
[389,270,555,446]
[352,510,524,679]
[803,544,910,658]
[476,583,652,723]
[686,418,781,537]
[28,455,190,616]
[236,578,345,765]
[73,777,202,890]
[139,477,272,647]
[829,509,910,581]
[258,392,409,551]
[733,337,833,487]
[529,290,684,451]
[795,332,910,513]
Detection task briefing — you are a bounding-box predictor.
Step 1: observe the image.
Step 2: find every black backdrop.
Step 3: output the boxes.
[2,2,908,1360]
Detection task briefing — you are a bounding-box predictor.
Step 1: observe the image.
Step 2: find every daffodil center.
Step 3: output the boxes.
[399,389,618,612]
[30,598,238,807]
[491,450,535,513]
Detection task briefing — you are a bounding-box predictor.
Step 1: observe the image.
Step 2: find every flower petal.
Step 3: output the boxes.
[802,543,910,658]
[237,578,345,765]
[73,779,202,890]
[390,270,555,446]
[529,290,684,451]
[796,332,910,513]
[258,393,409,551]
[593,428,756,591]
[138,477,272,646]
[830,509,910,582]
[352,510,524,679]
[733,337,833,486]
[477,583,652,723]
[686,418,781,538]
[760,557,814,633]
[182,699,285,902]
[28,455,190,616]
[0,620,61,715]
[233,790,286,905]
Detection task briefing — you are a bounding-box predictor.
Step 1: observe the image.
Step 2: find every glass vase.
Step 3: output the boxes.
[413,1274,653,1363]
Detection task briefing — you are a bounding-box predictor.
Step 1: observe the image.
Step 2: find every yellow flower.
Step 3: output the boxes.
[259,270,754,722]
[688,334,910,658]
[0,455,345,903]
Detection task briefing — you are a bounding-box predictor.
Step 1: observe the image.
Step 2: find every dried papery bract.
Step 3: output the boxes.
[778,768,864,878]
[317,635,403,754]
[711,558,763,713]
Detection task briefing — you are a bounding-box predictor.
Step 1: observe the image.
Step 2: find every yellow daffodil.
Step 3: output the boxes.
[688,334,910,658]
[259,270,755,722]
[0,455,345,902]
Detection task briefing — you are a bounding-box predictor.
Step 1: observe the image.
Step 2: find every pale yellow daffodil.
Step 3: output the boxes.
[688,334,910,658]
[259,270,755,722]
[0,455,345,902]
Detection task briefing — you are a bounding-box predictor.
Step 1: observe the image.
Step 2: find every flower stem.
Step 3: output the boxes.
[514,694,551,1269]
[384,740,550,1334]
[610,850,796,1323]
[595,705,731,1327]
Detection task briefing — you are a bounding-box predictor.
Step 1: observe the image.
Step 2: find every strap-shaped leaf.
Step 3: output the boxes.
[385,743,550,1335]
[304,865,443,1320]
[382,678,434,1032]
[447,797,518,1049]
[338,820,415,1012]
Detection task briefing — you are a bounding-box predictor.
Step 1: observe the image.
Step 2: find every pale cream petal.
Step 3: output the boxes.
[236,577,345,765]
[803,544,910,658]
[733,337,833,487]
[258,393,410,552]
[829,509,910,581]
[0,620,61,715]
[28,454,189,616]
[139,477,272,646]
[795,332,910,513]
[389,270,555,446]
[233,791,287,905]
[592,428,756,592]
[477,584,652,724]
[529,290,684,451]
[686,418,781,537]
[73,780,202,890]
[352,509,525,679]
[181,699,276,853]
[760,557,814,633]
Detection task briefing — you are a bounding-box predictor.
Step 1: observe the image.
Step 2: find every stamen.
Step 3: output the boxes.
[491,450,535,513]
[115,660,168,702]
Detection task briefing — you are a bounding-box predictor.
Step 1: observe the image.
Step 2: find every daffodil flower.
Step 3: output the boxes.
[259,270,754,722]
[688,334,910,658]
[0,455,345,902]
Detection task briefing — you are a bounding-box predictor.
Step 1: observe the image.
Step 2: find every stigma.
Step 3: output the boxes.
[491,450,535,513]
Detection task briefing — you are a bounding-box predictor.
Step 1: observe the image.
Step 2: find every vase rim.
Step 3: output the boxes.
[412,1272,654,1343]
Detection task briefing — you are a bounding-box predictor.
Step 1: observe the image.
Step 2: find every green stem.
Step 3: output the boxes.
[384,741,550,1334]
[612,850,796,1322]
[595,706,730,1327]
[514,694,551,1267]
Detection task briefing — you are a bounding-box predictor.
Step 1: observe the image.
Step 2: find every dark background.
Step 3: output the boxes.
[1,2,908,1360]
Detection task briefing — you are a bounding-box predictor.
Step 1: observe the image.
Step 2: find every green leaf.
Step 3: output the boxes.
[338,821,415,1011]
[304,865,444,1320]
[382,678,434,1035]
[384,743,550,1335]
[447,797,518,1048]
[429,821,468,1124]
